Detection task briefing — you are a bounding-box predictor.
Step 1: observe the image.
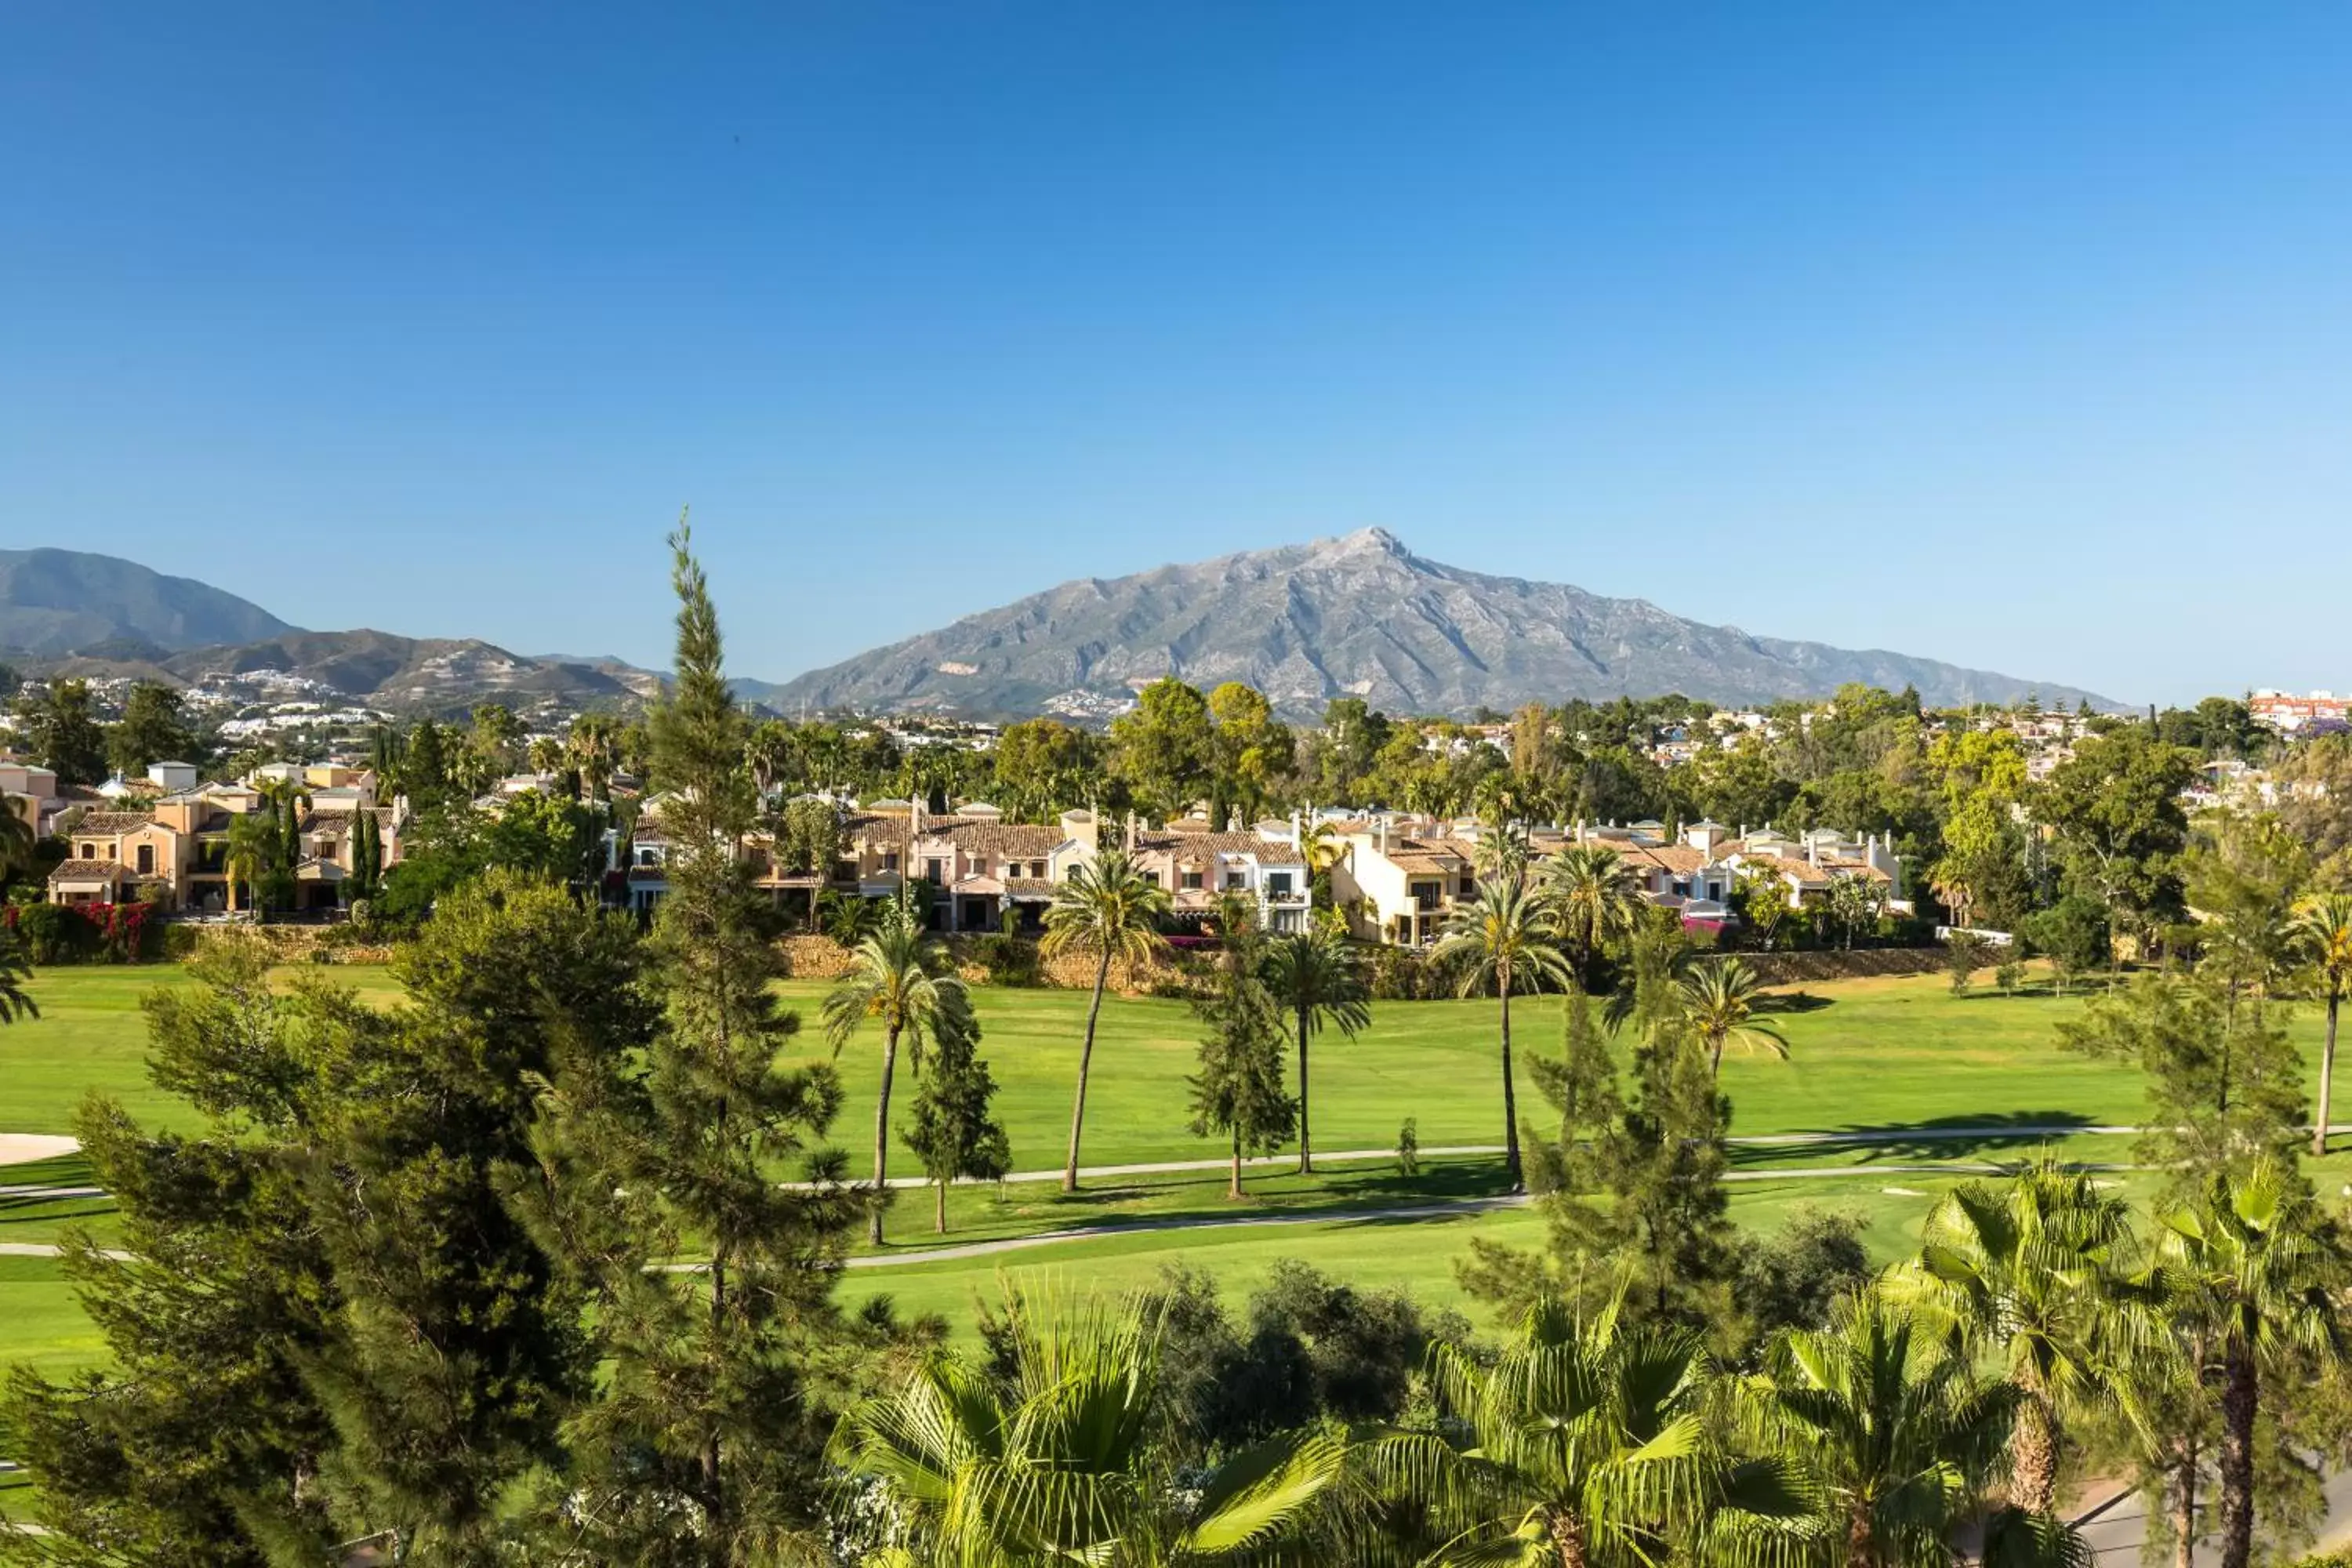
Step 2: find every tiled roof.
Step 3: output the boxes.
[49,858,125,884]
[1628,844,1713,876]
[1004,877,1058,898]
[924,822,1064,857]
[73,811,159,837]
[1135,830,1305,864]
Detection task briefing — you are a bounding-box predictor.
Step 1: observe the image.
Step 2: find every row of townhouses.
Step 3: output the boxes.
[620,794,1901,947]
[37,762,403,915]
[621,800,1315,935]
[1326,815,1904,946]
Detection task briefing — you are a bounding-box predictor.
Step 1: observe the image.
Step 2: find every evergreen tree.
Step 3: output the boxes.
[14,677,109,786]
[1461,919,1737,1334]
[107,681,198,778]
[528,520,862,1566]
[1187,897,1298,1199]
[2060,972,2305,1188]
[1521,981,1620,1196]
[405,717,452,806]
[899,987,1011,1232]
[1,881,652,1563]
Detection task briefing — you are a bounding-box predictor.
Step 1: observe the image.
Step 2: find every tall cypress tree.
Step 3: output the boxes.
[534,520,862,1565]
[1187,897,1298,1200]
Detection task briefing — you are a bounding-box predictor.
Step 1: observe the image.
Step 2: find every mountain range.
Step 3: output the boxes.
[771,528,2110,717]
[0,537,2111,718]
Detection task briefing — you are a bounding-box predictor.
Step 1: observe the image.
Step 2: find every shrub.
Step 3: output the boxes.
[1396,1116,1420,1177]
[973,932,1041,988]
[1995,956,2027,996]
[1944,931,1990,995]
[7,902,87,964]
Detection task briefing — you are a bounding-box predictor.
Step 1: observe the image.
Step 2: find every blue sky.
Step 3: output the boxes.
[5,4,2349,705]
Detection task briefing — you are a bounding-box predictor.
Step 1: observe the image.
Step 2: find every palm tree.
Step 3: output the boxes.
[1677,958,1787,1078]
[1884,1159,2134,1515]
[1261,928,1371,1175]
[745,717,794,802]
[0,800,35,887]
[1747,1290,2043,1568]
[832,1289,1343,1566]
[1041,848,1170,1193]
[2292,893,2352,1156]
[223,811,275,918]
[568,711,618,803]
[1367,1293,1781,1568]
[1540,843,1646,989]
[0,926,38,1025]
[2156,1158,2349,1568]
[1433,876,1573,1193]
[822,915,966,1244]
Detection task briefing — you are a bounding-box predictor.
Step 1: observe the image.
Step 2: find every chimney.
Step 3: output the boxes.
[1377,819,1388,855]
[1290,809,1302,847]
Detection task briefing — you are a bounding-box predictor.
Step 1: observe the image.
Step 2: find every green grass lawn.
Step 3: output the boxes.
[1,960,2343,1374]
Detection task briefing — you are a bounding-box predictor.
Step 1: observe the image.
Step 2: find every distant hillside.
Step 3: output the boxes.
[0,547,296,655]
[774,528,2116,718]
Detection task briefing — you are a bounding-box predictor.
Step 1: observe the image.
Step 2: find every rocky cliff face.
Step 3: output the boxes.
[773,528,2109,718]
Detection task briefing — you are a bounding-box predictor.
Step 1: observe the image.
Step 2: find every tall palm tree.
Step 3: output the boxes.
[822,916,966,1244]
[1746,1290,2048,1568]
[2292,893,2352,1156]
[1041,848,1170,1193]
[1677,957,1787,1078]
[1884,1160,2135,1515]
[832,1289,1343,1566]
[1261,928,1371,1175]
[2156,1158,2349,1568]
[1433,876,1573,1193]
[1540,843,1646,989]
[1366,1293,1785,1568]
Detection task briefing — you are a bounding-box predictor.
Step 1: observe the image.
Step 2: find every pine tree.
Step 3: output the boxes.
[532,519,863,1566]
[1187,897,1298,1199]
[1460,918,1737,1333]
[0,883,654,1563]
[899,988,1012,1232]
[1521,981,1620,1196]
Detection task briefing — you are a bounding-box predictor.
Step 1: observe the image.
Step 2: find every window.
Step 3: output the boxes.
[1267,873,1294,898]
[924,858,945,882]
[882,852,900,873]
[1224,873,1245,891]
[1142,871,1160,887]
[81,843,96,858]
[969,858,989,877]
[637,848,657,867]
[136,844,154,875]
[1181,870,1203,891]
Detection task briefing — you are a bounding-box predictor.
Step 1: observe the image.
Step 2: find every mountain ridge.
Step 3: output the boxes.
[0,547,296,655]
[771,528,2116,717]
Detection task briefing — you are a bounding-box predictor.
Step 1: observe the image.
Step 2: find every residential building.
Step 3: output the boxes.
[45,767,403,914]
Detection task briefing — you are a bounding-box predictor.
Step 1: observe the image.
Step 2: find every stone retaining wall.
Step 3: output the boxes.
[1737,946,1950,985]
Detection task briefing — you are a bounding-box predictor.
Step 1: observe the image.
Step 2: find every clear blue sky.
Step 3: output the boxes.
[6,4,2349,706]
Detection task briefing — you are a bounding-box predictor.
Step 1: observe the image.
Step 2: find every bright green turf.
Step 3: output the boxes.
[1,965,2332,1162]
[0,1256,103,1379]
[2,961,2344,1374]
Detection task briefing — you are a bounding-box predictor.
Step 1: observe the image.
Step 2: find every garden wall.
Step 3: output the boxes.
[775,934,1200,996]
[162,922,400,966]
[1737,947,1950,985]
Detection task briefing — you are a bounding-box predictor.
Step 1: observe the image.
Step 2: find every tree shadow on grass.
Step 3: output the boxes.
[1730,1109,2104,1167]
[1750,992,1835,1016]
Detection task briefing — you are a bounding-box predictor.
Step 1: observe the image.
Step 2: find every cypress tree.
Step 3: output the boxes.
[900,987,1012,1232]
[1187,897,1298,1200]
